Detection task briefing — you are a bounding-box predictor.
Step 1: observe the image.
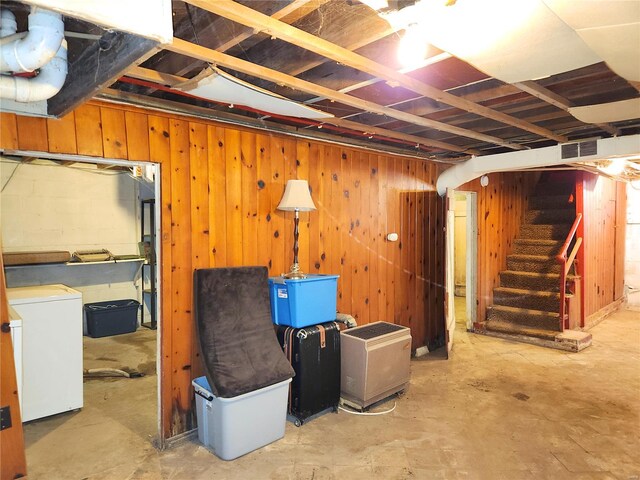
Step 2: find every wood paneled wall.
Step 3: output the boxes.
[458,172,538,322]
[459,170,626,325]
[0,101,445,439]
[581,172,626,319]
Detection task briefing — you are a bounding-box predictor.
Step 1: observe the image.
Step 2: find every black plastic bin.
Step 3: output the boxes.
[84,299,140,338]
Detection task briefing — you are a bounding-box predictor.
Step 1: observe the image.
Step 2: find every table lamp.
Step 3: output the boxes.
[277,179,316,279]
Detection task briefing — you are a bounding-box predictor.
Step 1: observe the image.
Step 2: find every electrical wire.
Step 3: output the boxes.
[83,368,144,378]
[338,401,397,416]
[117,76,440,154]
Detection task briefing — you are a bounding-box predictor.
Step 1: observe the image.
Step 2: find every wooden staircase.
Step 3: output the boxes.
[479,175,592,351]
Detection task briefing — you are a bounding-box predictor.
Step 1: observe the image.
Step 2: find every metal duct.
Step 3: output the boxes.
[436,135,640,195]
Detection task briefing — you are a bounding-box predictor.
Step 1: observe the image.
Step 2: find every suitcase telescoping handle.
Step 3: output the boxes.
[195,389,214,402]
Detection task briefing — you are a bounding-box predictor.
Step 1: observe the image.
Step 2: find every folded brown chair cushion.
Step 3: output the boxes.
[194,266,294,398]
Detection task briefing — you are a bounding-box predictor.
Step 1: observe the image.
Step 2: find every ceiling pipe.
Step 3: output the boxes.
[0,6,64,73]
[0,39,67,102]
[436,134,640,195]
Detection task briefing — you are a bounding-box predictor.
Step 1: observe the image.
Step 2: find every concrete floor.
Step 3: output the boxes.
[24,308,640,480]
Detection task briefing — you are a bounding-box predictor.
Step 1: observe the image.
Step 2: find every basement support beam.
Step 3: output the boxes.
[48,31,158,118]
[166,38,523,151]
[184,0,567,144]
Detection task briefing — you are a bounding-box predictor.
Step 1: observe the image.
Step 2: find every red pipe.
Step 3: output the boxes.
[118,76,435,153]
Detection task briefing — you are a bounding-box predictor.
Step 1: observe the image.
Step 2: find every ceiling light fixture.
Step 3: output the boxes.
[398,24,428,68]
[597,158,627,176]
[359,0,389,11]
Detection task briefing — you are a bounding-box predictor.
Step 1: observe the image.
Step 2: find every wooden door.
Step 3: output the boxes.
[0,241,27,479]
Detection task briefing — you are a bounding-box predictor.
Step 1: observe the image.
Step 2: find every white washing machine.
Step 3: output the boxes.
[7,284,83,422]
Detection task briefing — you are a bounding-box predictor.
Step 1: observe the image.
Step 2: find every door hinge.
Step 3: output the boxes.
[0,406,12,431]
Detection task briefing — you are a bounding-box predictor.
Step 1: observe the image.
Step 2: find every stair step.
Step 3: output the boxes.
[500,270,561,291]
[479,322,592,351]
[493,287,561,312]
[507,254,561,273]
[513,239,563,256]
[487,305,562,332]
[519,223,572,240]
[529,194,574,210]
[525,209,576,225]
[483,319,560,340]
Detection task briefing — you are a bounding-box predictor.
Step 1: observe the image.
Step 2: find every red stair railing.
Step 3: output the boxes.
[556,213,583,331]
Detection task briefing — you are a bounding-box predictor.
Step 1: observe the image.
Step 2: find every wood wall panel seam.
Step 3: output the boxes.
[168,118,194,434]
[12,101,609,443]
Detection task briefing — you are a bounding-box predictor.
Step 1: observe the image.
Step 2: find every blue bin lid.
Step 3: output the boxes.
[192,376,212,395]
[268,274,339,284]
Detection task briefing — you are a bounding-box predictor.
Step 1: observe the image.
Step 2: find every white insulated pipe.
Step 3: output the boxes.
[0,9,17,38]
[0,39,67,102]
[0,6,64,73]
[436,134,640,195]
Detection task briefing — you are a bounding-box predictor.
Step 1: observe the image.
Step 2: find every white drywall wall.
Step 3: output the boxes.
[1,159,139,254]
[1,158,144,318]
[626,183,640,310]
[453,193,467,296]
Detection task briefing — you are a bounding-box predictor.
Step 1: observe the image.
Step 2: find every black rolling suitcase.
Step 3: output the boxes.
[276,322,341,426]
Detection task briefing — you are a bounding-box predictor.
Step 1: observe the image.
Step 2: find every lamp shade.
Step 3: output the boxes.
[277,180,316,211]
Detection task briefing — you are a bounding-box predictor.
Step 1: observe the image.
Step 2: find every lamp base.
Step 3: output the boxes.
[283,263,307,279]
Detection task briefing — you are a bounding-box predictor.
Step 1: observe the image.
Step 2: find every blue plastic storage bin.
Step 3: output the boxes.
[268,274,339,328]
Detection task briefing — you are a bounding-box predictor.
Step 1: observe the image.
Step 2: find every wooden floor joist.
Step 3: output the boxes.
[125,65,478,154]
[173,0,331,77]
[165,38,525,151]
[514,81,619,136]
[185,0,567,144]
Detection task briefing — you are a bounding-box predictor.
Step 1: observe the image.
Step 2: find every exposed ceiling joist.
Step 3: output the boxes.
[231,1,395,80]
[124,66,475,154]
[305,52,452,106]
[515,80,619,136]
[173,0,330,78]
[284,16,395,78]
[166,38,525,151]
[184,0,568,144]
[126,67,184,87]
[327,117,479,156]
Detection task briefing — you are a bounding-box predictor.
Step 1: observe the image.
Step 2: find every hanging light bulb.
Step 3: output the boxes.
[398,24,428,68]
[359,0,389,10]
[598,158,627,176]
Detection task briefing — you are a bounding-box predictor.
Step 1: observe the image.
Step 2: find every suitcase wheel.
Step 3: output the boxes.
[294,418,302,427]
